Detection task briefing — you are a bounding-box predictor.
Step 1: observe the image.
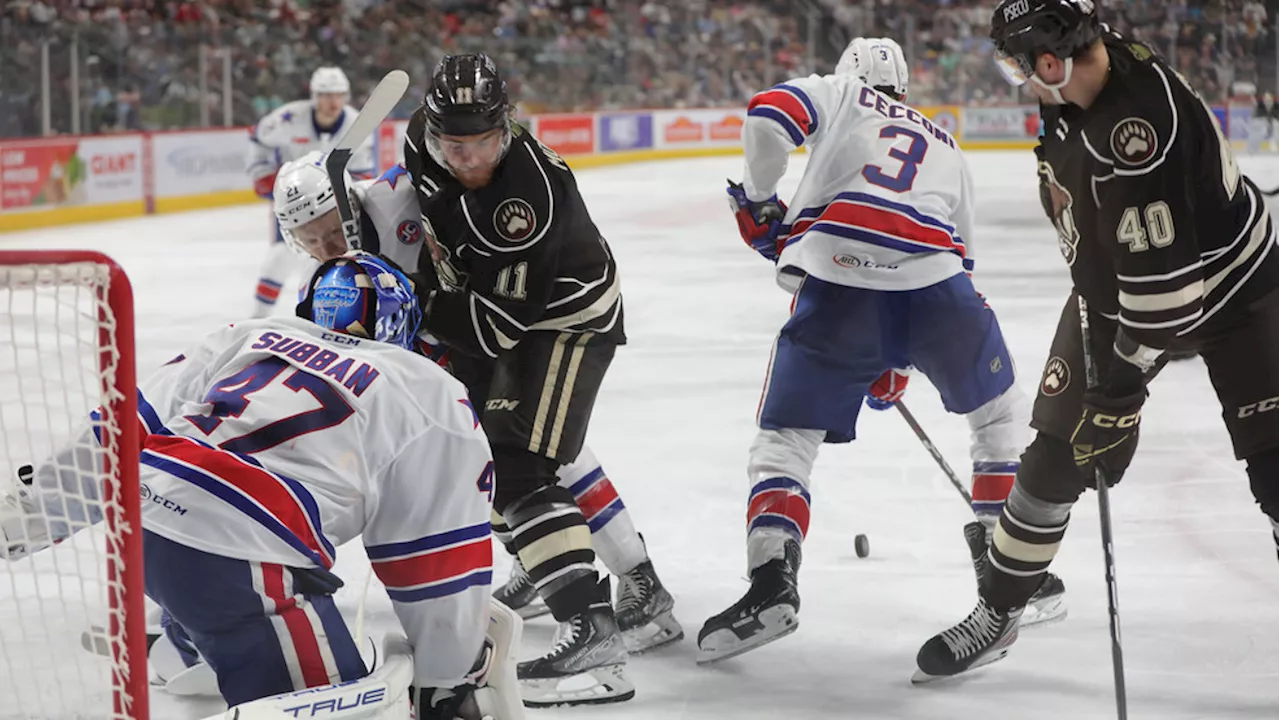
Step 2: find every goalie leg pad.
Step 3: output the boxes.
[143,531,366,706]
[205,635,414,720]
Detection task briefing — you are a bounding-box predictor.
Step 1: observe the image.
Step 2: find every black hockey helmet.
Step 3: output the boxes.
[423,53,510,137]
[990,0,1101,86]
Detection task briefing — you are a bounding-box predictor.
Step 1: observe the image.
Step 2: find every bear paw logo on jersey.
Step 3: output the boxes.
[1041,356,1071,396]
[396,220,422,246]
[494,198,537,243]
[1110,118,1158,166]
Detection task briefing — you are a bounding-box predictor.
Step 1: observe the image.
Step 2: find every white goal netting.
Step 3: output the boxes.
[0,253,144,720]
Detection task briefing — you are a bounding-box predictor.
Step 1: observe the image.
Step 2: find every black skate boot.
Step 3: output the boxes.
[493,556,549,620]
[696,540,800,664]
[964,521,1066,627]
[913,597,1021,683]
[518,578,634,707]
[615,559,684,653]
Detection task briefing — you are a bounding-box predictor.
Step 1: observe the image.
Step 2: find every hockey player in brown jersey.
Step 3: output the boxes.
[913,0,1278,682]
[400,53,684,706]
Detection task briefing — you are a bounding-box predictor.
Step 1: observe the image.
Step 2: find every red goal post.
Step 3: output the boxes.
[0,250,147,719]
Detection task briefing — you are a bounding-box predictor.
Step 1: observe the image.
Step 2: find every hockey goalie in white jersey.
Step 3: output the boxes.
[697,38,1066,665]
[1,253,524,719]
[273,152,683,658]
[247,67,375,318]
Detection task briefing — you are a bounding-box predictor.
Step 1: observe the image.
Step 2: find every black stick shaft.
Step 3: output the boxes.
[895,400,972,505]
[1076,294,1128,720]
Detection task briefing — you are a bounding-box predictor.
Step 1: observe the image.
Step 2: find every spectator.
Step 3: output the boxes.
[0,0,1274,137]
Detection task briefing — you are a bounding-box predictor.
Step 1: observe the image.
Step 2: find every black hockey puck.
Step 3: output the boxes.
[854,534,870,558]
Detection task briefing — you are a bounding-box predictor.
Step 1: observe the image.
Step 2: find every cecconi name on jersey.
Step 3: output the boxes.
[855,87,956,148]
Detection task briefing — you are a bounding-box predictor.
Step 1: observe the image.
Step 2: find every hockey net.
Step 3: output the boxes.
[0,251,146,719]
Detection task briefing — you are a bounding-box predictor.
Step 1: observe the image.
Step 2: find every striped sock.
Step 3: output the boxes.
[985,503,1069,611]
[504,485,598,621]
[971,461,1018,538]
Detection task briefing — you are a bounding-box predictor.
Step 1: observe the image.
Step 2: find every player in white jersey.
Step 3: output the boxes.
[246,67,375,318]
[0,253,522,718]
[273,152,683,654]
[697,38,1063,664]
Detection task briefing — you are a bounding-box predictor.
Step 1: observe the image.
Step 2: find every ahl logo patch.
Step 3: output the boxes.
[1040,356,1071,396]
[493,198,537,242]
[1110,117,1158,166]
[396,220,422,245]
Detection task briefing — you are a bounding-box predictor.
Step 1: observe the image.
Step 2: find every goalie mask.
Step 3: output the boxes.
[273,151,357,262]
[297,252,422,351]
[835,37,909,101]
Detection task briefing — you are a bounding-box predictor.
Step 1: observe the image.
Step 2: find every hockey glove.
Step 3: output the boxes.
[416,330,451,369]
[1071,388,1145,487]
[253,170,279,200]
[865,368,911,411]
[727,180,787,261]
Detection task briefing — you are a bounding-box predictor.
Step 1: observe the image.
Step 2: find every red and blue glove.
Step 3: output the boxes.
[865,368,910,410]
[727,180,787,261]
[253,170,279,200]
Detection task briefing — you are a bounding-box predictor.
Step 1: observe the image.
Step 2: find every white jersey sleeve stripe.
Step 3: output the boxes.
[783,194,965,260]
[367,522,494,602]
[142,434,336,568]
[747,84,819,145]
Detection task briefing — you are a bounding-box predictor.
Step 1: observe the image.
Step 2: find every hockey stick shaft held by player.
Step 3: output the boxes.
[894,401,972,505]
[1076,294,1129,720]
[325,69,410,251]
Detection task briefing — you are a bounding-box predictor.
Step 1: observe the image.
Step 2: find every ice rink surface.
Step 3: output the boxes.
[2,152,1277,720]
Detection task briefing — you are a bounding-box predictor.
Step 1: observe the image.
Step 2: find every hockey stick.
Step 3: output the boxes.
[1076,295,1128,720]
[325,69,410,251]
[895,400,971,505]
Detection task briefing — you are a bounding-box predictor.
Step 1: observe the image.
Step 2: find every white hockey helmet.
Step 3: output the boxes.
[273,151,357,260]
[835,37,909,100]
[309,66,350,98]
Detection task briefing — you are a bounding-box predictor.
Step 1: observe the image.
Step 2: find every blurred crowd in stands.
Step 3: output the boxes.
[1,0,1275,138]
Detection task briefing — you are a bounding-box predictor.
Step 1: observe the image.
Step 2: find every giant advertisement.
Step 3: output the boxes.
[151,130,253,197]
[1,135,143,210]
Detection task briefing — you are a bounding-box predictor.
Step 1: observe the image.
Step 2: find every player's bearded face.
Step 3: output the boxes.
[292,208,349,261]
[438,129,504,186]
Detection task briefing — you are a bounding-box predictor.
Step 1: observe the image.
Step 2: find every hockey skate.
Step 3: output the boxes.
[696,540,800,664]
[518,578,634,707]
[964,521,1066,627]
[493,556,550,620]
[615,559,683,653]
[912,598,1021,683]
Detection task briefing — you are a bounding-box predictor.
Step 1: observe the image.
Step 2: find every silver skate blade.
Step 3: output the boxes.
[1020,597,1067,628]
[696,605,798,665]
[520,663,635,707]
[910,647,1011,685]
[516,601,552,621]
[622,610,684,654]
